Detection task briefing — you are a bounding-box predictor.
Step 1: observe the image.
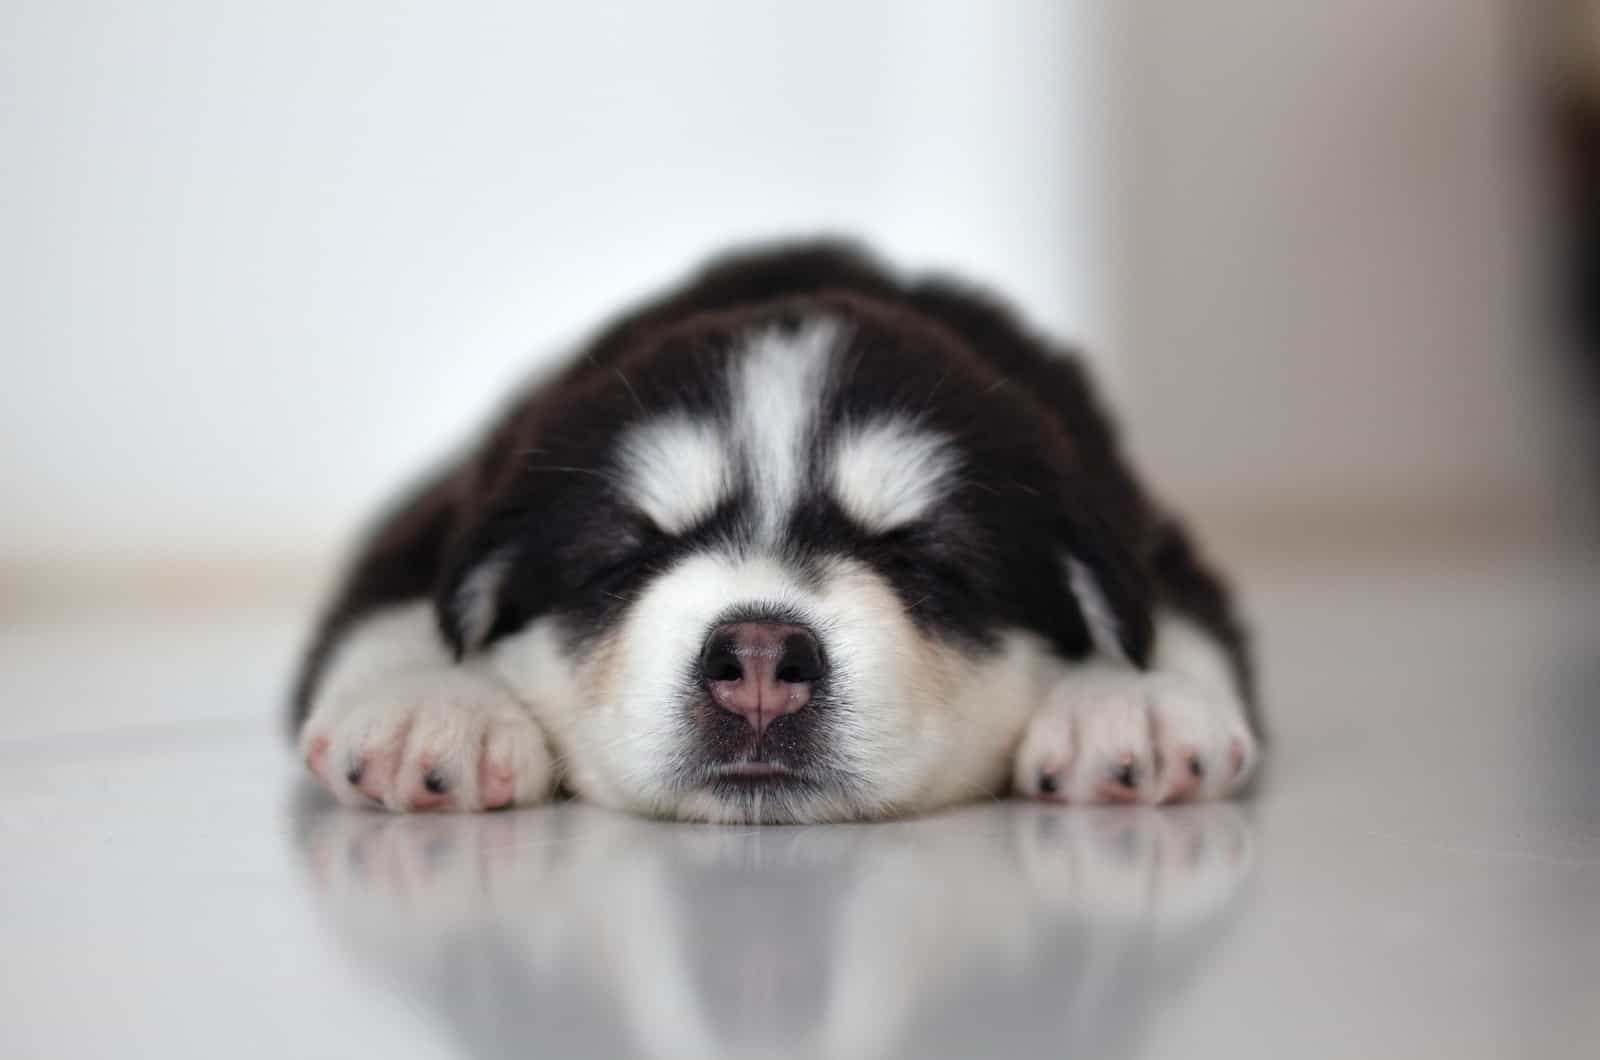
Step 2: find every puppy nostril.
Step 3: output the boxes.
[775,632,824,684]
[700,635,744,684]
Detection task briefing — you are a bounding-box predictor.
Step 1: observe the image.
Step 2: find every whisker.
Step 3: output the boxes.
[523,463,622,487]
[614,367,647,415]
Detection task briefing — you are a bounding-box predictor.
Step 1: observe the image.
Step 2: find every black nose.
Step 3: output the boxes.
[700,622,825,736]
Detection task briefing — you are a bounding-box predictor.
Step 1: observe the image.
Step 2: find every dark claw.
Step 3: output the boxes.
[423,770,449,795]
[346,763,364,786]
[1038,772,1059,795]
[1189,756,1205,779]
[1111,761,1138,789]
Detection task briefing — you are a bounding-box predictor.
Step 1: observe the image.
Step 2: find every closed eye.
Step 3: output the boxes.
[871,522,984,601]
[568,517,669,598]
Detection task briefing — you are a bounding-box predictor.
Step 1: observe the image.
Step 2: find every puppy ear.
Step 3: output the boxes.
[1058,516,1154,668]
[433,493,537,658]
[441,546,516,656]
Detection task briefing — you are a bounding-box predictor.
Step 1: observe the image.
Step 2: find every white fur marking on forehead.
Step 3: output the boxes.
[1066,556,1126,662]
[832,418,959,532]
[618,414,732,534]
[729,317,842,536]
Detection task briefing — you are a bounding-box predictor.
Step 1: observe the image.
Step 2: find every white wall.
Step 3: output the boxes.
[2,1,1112,574]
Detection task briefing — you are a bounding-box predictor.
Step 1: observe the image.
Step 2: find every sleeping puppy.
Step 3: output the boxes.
[292,241,1261,822]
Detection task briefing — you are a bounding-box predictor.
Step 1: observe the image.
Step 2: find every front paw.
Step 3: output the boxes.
[1013,667,1256,805]
[299,667,555,812]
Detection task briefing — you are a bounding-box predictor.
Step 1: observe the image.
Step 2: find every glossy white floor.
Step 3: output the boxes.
[3,545,1597,1059]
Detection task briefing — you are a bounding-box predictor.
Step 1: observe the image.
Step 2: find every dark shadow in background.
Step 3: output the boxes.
[1545,2,1600,489]
[1551,89,1600,477]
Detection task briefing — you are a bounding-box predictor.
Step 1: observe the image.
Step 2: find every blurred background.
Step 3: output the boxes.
[6,6,1600,1058]
[2,0,1595,610]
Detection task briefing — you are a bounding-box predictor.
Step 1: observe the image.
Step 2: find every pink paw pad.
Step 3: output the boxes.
[306,735,331,782]
[479,761,518,810]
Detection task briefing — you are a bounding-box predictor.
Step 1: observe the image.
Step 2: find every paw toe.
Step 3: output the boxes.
[479,763,517,810]
[1013,713,1074,800]
[1158,746,1204,803]
[306,735,331,783]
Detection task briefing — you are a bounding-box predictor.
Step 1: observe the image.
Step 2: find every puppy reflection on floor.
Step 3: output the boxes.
[295,797,1255,1060]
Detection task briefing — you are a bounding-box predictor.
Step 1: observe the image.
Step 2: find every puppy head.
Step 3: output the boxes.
[438,302,1149,822]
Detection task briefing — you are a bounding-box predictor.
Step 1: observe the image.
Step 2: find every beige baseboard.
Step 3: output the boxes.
[2,496,1593,618]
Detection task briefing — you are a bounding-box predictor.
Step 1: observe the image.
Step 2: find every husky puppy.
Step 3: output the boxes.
[292,242,1259,822]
